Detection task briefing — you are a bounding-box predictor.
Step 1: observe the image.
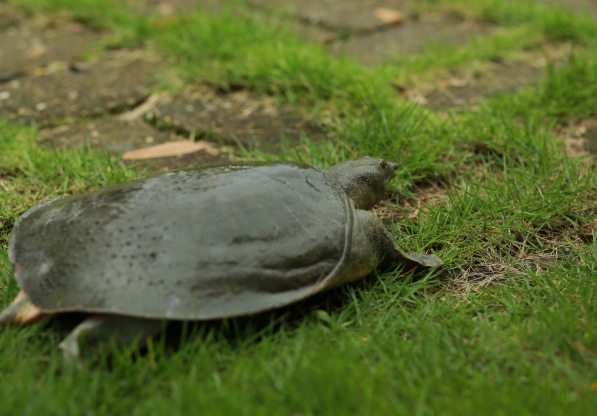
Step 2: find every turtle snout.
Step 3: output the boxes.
[386,161,399,172]
[383,160,399,185]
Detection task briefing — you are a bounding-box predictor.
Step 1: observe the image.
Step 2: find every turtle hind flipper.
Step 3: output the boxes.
[59,315,165,367]
[0,290,47,325]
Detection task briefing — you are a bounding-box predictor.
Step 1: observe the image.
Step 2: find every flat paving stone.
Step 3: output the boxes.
[40,117,173,153]
[406,45,571,111]
[141,0,226,14]
[40,117,233,170]
[148,88,323,148]
[0,50,160,125]
[420,61,544,111]
[0,14,104,80]
[250,0,413,33]
[250,0,494,66]
[334,15,491,66]
[542,0,597,19]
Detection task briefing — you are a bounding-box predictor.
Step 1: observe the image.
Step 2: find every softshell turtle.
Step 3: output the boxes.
[0,157,442,362]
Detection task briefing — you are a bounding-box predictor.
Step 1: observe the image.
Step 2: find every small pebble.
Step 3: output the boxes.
[91,130,100,138]
[145,136,155,144]
[0,91,10,100]
[35,102,47,111]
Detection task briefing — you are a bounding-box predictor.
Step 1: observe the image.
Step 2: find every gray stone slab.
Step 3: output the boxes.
[148,88,323,148]
[40,116,233,171]
[0,50,160,125]
[415,61,545,111]
[0,15,104,80]
[140,0,226,15]
[40,117,172,152]
[542,0,597,19]
[333,16,491,66]
[250,0,413,33]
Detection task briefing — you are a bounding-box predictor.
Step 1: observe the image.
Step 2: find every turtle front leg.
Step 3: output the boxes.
[59,314,166,366]
[356,210,443,271]
[0,290,49,324]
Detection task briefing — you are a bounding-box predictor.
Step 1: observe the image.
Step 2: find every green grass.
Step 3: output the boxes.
[490,52,597,121]
[6,0,154,46]
[2,0,597,414]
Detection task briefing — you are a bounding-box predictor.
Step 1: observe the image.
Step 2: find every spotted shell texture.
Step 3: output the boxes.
[10,162,358,320]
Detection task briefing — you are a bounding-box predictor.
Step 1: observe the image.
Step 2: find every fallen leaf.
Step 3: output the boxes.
[122,140,221,160]
[373,8,404,24]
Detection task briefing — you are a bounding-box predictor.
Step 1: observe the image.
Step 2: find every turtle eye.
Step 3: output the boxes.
[379,160,387,168]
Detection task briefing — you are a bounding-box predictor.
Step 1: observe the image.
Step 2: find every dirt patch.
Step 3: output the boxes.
[1,49,160,125]
[0,13,104,81]
[146,87,324,148]
[556,117,597,158]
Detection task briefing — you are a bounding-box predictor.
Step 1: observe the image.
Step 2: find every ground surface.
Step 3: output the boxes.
[3,0,596,168]
[1,0,597,415]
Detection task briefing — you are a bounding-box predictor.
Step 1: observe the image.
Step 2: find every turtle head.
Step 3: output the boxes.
[327,156,399,210]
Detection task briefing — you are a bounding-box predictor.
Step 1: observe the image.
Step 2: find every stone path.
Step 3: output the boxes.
[250,0,593,110]
[0,2,323,170]
[544,0,597,19]
[250,0,493,65]
[2,50,158,124]
[1,0,595,169]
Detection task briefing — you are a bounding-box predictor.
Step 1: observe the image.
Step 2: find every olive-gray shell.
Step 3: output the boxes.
[10,162,358,320]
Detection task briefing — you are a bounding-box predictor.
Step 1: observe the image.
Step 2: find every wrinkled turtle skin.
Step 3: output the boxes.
[1,157,442,362]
